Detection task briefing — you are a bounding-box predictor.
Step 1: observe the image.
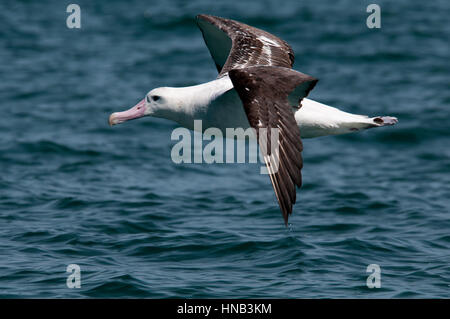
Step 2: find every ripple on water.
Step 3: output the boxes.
[0,0,449,298]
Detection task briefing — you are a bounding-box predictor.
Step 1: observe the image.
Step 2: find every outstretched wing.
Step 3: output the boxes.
[228,66,318,225]
[196,14,295,78]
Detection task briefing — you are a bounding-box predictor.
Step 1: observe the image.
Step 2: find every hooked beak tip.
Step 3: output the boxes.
[109,113,118,126]
[108,99,146,127]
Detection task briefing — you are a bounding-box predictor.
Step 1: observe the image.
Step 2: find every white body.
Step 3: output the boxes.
[148,75,393,139]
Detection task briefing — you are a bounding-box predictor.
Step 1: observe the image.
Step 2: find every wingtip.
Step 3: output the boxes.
[195,14,229,26]
[281,205,292,227]
[196,14,214,22]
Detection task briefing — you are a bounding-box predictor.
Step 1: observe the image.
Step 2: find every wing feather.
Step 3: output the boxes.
[229,66,318,225]
[196,14,295,78]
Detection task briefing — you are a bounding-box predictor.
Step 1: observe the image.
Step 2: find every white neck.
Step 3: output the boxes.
[154,76,233,126]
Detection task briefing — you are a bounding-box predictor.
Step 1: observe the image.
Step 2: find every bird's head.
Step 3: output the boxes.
[109,87,172,126]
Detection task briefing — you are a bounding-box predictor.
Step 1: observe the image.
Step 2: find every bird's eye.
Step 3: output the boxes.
[152,95,160,102]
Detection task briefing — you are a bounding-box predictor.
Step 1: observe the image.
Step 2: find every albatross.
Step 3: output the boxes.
[109,14,398,225]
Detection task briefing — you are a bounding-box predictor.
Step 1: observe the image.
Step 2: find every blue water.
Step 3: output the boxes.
[0,0,449,298]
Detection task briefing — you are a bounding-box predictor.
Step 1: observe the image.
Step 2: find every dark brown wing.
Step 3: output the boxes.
[196,14,295,78]
[228,66,318,225]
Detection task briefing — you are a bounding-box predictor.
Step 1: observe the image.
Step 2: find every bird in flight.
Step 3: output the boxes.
[109,15,398,225]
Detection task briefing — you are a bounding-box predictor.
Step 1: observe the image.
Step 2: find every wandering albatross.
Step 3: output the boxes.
[109,14,398,225]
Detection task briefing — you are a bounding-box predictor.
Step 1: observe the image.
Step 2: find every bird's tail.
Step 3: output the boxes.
[370,116,398,127]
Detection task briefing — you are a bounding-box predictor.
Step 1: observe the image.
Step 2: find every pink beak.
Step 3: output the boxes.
[109,99,146,126]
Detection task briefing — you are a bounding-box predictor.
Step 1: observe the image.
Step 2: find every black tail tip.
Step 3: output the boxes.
[374,116,398,126]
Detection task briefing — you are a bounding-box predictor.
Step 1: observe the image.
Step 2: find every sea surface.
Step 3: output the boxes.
[0,0,449,298]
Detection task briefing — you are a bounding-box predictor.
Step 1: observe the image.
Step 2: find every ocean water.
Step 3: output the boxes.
[0,0,449,298]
